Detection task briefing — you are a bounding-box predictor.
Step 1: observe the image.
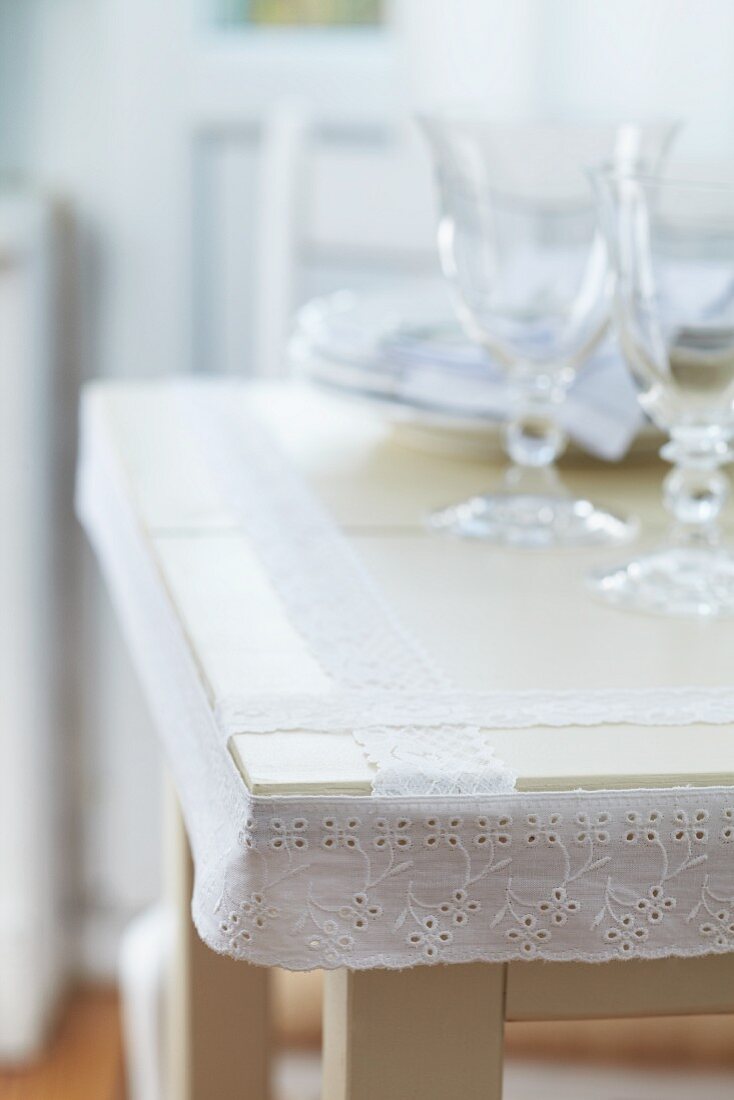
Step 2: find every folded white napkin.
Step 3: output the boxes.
[294,282,647,462]
[382,333,644,462]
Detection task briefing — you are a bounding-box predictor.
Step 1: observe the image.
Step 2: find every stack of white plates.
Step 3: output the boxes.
[289,279,659,461]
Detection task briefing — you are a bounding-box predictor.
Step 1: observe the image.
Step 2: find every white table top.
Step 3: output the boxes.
[91,379,734,795]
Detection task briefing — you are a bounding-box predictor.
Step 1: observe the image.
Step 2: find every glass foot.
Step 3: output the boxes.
[588,546,734,618]
[428,493,638,549]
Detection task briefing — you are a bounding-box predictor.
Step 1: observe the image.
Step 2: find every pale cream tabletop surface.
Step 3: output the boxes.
[95,380,734,795]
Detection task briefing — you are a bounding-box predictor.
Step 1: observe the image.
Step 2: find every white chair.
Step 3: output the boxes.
[119,905,171,1100]
[253,98,438,377]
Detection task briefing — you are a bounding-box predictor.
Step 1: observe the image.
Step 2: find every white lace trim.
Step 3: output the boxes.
[217,686,734,733]
[183,387,517,796]
[203,790,734,970]
[217,685,734,798]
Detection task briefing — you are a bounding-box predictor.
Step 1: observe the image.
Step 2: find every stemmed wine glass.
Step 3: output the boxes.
[590,169,734,617]
[419,117,678,548]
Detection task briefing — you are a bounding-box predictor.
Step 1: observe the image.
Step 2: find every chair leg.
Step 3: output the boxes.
[164,788,271,1100]
[322,963,506,1100]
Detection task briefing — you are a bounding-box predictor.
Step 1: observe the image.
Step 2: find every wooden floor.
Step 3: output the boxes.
[278,1051,734,1100]
[2,982,734,1100]
[277,970,734,1068]
[0,989,124,1100]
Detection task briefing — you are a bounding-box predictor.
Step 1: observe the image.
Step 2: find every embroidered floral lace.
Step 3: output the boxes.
[77,382,734,969]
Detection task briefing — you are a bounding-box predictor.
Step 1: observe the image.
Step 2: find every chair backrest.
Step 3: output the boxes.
[254,99,440,377]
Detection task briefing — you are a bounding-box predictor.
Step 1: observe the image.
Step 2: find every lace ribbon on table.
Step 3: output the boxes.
[181,386,517,796]
[182,387,734,796]
[216,685,734,798]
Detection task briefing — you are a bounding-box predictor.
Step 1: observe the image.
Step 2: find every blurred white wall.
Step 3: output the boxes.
[395,0,734,162]
[0,3,33,175]
[393,0,540,116]
[0,0,164,981]
[539,0,734,163]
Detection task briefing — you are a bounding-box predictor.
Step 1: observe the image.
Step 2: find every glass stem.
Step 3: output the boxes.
[504,369,568,495]
[661,435,731,551]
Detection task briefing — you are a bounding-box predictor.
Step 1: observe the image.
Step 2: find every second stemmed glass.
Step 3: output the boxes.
[419,117,678,548]
[590,169,734,617]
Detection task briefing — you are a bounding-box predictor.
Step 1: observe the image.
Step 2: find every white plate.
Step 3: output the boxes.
[290,283,663,463]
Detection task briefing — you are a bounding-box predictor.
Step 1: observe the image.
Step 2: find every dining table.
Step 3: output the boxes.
[77,377,734,1100]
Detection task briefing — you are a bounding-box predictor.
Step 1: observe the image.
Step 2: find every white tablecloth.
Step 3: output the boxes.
[77,382,734,969]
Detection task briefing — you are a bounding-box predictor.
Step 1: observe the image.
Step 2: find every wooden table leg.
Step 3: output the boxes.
[323,964,506,1100]
[165,787,271,1100]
